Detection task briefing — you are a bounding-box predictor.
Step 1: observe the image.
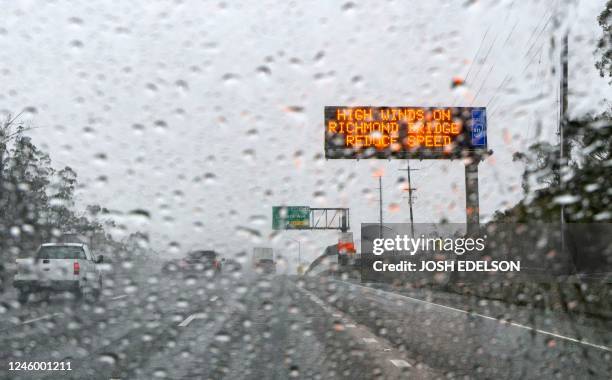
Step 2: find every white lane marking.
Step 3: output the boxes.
[346,324,356,328]
[110,294,128,300]
[341,281,612,353]
[390,359,411,368]
[299,285,422,373]
[178,313,206,327]
[332,313,341,317]
[22,313,63,325]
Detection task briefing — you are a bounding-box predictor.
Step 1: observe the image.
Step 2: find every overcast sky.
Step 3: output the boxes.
[1,0,610,264]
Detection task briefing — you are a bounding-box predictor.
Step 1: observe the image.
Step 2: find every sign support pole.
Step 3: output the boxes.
[378,176,383,239]
[465,159,480,236]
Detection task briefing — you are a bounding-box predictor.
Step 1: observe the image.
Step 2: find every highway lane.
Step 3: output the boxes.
[0,269,240,379]
[349,280,612,352]
[306,277,612,379]
[0,270,440,379]
[1,269,609,379]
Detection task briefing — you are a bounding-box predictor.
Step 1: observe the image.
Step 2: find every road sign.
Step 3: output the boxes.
[338,232,356,256]
[272,206,310,230]
[324,106,487,159]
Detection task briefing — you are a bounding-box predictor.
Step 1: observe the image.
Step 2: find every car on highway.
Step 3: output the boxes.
[162,250,223,276]
[254,258,276,274]
[13,243,104,303]
[223,258,243,273]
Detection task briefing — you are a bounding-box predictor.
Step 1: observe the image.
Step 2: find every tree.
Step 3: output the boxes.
[513,142,561,193]
[0,113,28,217]
[47,166,78,228]
[595,0,612,83]
[497,112,612,224]
[5,137,52,227]
[0,112,131,281]
[561,113,612,222]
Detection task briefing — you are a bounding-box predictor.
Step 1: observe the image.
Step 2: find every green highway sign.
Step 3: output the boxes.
[272,206,310,230]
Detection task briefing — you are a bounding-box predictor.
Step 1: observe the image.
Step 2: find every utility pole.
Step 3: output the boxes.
[288,238,302,271]
[398,160,418,238]
[378,176,383,240]
[559,30,569,265]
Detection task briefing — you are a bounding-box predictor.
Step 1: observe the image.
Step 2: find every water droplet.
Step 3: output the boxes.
[132,123,145,134]
[285,106,304,113]
[23,106,37,116]
[69,40,84,49]
[313,191,326,203]
[215,332,231,343]
[246,128,258,139]
[68,17,83,26]
[235,226,261,241]
[98,353,117,366]
[153,369,168,378]
[222,73,240,83]
[256,66,271,76]
[289,365,300,378]
[553,194,580,205]
[154,120,167,132]
[146,83,158,93]
[248,215,267,225]
[94,152,107,165]
[204,172,216,184]
[168,241,181,255]
[341,2,356,11]
[175,79,189,91]
[96,175,108,185]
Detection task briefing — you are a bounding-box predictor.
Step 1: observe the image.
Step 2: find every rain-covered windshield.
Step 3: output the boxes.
[1,1,611,379]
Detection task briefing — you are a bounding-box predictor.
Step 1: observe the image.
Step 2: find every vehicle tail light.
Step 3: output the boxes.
[73,262,80,275]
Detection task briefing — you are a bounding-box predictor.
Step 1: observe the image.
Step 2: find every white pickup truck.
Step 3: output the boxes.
[13,243,104,303]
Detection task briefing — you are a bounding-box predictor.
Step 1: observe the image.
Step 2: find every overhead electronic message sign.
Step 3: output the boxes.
[324,106,487,159]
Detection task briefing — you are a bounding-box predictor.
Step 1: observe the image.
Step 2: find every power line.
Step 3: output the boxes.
[483,1,557,115]
[486,74,510,109]
[464,26,491,85]
[503,19,519,46]
[470,31,500,86]
[452,26,491,106]
[525,14,554,59]
[471,64,496,106]
[523,10,553,55]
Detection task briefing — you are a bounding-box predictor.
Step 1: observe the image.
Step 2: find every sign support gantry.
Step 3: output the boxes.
[272,206,349,232]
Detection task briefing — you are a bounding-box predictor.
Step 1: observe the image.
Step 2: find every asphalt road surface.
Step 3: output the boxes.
[0,267,610,379]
